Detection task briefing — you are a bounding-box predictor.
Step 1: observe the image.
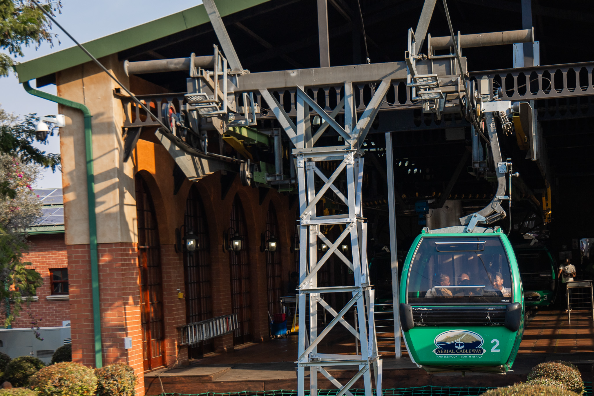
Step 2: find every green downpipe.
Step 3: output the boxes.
[23,81,103,368]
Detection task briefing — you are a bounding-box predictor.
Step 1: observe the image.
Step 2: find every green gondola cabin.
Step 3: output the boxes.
[515,245,557,307]
[400,228,524,373]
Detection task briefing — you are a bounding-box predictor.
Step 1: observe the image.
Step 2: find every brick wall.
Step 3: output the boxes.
[160,244,188,366]
[0,233,70,329]
[69,242,145,396]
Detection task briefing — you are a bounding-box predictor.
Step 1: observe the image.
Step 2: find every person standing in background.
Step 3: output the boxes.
[558,258,577,311]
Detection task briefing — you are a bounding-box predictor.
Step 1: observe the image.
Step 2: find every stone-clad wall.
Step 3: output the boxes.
[55,55,297,395]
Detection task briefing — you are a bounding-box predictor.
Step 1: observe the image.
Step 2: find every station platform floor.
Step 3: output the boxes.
[145,308,594,395]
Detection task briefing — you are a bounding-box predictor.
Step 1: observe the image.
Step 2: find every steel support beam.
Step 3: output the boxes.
[414,0,438,54]
[236,58,461,91]
[521,0,534,68]
[385,132,401,358]
[430,29,534,50]
[317,0,331,67]
[203,0,243,72]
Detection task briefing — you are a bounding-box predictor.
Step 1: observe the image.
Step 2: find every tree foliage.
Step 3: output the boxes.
[0,106,60,199]
[0,153,43,327]
[0,0,62,77]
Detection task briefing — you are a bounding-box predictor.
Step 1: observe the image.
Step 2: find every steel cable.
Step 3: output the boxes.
[30,0,242,163]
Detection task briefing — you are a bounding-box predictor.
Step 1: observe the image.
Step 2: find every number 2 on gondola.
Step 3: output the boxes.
[491,339,500,352]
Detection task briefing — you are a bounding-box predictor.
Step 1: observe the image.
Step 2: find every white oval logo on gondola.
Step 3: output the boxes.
[433,330,485,356]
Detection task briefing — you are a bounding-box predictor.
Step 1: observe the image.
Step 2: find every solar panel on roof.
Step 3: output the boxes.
[43,193,63,205]
[33,189,54,199]
[35,206,64,226]
[32,188,63,204]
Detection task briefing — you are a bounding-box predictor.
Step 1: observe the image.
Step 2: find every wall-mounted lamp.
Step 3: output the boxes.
[224,227,244,252]
[260,230,278,252]
[340,243,349,254]
[175,225,199,254]
[312,115,321,126]
[319,242,329,253]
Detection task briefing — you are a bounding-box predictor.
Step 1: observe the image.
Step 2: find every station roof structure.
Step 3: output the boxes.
[16,0,594,90]
[13,0,594,235]
[15,0,270,84]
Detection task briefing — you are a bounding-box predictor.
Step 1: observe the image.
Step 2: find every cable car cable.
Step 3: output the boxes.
[30,0,243,164]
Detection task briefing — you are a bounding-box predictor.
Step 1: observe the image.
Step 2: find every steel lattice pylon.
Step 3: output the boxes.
[260,81,390,396]
[295,147,382,396]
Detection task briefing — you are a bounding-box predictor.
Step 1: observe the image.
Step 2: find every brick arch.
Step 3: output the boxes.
[182,184,214,358]
[191,178,226,254]
[262,191,298,296]
[263,191,294,260]
[233,187,259,250]
[228,193,254,345]
[134,173,166,370]
[134,170,172,245]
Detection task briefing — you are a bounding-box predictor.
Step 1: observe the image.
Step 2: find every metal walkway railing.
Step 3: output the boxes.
[178,314,239,346]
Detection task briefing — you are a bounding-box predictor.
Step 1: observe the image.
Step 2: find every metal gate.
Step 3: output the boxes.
[184,186,213,358]
[135,175,165,371]
[229,195,252,345]
[266,204,282,316]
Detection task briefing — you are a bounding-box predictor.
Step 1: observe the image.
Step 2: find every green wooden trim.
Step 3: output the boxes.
[27,227,65,235]
[15,0,270,83]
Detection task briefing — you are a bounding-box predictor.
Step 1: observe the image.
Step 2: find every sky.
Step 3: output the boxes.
[0,0,201,188]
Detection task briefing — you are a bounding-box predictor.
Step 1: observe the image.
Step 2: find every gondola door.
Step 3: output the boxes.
[229,196,252,345]
[136,175,165,371]
[183,187,213,358]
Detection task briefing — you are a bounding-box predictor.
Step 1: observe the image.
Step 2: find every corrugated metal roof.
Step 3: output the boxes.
[15,0,270,83]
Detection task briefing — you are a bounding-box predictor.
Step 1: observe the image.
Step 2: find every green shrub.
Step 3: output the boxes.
[527,377,567,389]
[0,389,38,396]
[551,360,580,372]
[480,383,578,396]
[95,363,136,396]
[0,352,12,380]
[527,361,584,395]
[29,362,96,396]
[49,345,71,365]
[3,357,45,387]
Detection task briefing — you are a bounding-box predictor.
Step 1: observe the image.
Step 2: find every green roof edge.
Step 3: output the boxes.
[27,226,65,235]
[16,0,270,83]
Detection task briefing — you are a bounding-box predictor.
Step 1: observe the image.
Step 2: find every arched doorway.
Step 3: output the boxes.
[135,174,165,371]
[229,195,252,345]
[265,204,282,317]
[183,186,213,358]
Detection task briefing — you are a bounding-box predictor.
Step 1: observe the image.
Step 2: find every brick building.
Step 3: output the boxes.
[13,3,302,394]
[1,188,70,329]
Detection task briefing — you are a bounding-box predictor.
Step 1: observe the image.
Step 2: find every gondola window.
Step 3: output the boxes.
[407,237,513,304]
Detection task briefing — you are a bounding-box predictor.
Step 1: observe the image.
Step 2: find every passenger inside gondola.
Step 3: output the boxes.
[425,274,453,298]
[491,271,512,297]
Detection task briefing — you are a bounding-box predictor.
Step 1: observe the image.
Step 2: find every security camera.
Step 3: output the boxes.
[35,115,66,142]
